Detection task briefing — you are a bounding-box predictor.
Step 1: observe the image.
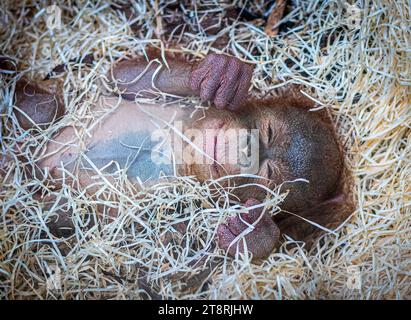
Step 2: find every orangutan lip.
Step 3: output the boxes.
[211,135,221,176]
[207,123,224,176]
[213,135,217,162]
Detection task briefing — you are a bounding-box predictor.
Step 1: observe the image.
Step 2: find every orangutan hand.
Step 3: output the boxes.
[217,198,280,259]
[189,53,253,111]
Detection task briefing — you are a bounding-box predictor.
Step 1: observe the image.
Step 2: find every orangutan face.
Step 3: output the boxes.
[181,106,257,182]
[178,104,286,193]
[180,101,343,208]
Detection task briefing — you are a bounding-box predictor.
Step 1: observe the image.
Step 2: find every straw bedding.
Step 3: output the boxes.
[0,0,410,299]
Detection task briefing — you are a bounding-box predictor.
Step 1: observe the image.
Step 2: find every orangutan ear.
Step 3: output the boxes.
[276,193,355,248]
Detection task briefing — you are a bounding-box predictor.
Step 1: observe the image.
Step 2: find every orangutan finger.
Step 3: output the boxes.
[199,59,227,102]
[214,58,242,109]
[189,54,227,94]
[225,214,249,236]
[217,223,241,256]
[227,63,253,111]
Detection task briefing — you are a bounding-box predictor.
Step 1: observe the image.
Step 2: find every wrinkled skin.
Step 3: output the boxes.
[189,53,253,110]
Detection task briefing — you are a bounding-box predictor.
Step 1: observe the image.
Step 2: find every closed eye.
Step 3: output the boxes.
[267,124,274,145]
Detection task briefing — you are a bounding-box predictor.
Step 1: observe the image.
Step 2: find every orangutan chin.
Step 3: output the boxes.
[11,52,352,259]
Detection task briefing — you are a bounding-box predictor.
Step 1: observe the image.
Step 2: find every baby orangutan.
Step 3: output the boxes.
[11,52,352,259]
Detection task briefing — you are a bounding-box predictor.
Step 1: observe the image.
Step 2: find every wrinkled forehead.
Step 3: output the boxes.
[240,103,284,128]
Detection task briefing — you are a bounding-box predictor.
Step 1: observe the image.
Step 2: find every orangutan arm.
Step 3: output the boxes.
[12,52,253,133]
[108,53,253,110]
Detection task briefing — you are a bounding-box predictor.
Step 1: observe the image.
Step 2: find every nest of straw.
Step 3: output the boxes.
[1,0,410,299]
